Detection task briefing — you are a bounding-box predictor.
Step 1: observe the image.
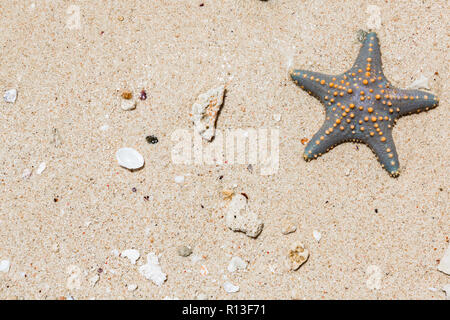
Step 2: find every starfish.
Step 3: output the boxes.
[290,32,439,177]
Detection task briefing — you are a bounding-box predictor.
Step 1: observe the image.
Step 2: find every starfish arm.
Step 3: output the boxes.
[387,88,439,117]
[303,122,346,160]
[352,32,384,77]
[290,69,337,106]
[365,130,400,177]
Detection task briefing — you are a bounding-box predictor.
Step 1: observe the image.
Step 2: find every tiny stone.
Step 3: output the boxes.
[121,91,132,100]
[139,90,147,100]
[3,89,17,103]
[281,222,297,235]
[357,29,368,43]
[177,245,193,257]
[146,135,158,144]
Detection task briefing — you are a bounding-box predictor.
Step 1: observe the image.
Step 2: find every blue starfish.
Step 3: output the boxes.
[290,32,439,177]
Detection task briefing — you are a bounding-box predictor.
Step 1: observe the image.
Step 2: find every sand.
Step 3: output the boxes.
[0,0,448,299]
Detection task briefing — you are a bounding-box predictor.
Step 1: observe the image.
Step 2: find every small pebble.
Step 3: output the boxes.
[121,91,132,100]
[3,89,17,103]
[281,222,297,235]
[139,90,147,100]
[146,135,158,144]
[177,245,193,257]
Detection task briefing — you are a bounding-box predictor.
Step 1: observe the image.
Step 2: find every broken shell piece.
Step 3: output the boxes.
[36,162,46,175]
[21,168,32,179]
[221,189,234,200]
[3,89,17,103]
[121,99,137,111]
[88,274,99,287]
[443,284,450,300]
[127,284,138,292]
[281,221,297,235]
[0,260,10,273]
[313,230,322,242]
[227,256,247,273]
[139,253,167,286]
[223,281,239,293]
[438,244,450,275]
[407,75,430,90]
[288,242,309,271]
[121,249,140,265]
[191,85,225,141]
[225,194,263,238]
[116,148,144,170]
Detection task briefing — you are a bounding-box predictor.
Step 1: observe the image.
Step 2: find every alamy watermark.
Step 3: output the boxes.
[171,128,279,175]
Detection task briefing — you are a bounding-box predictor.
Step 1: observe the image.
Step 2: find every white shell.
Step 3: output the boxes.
[223,281,239,293]
[121,99,136,111]
[3,89,17,103]
[116,148,144,170]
